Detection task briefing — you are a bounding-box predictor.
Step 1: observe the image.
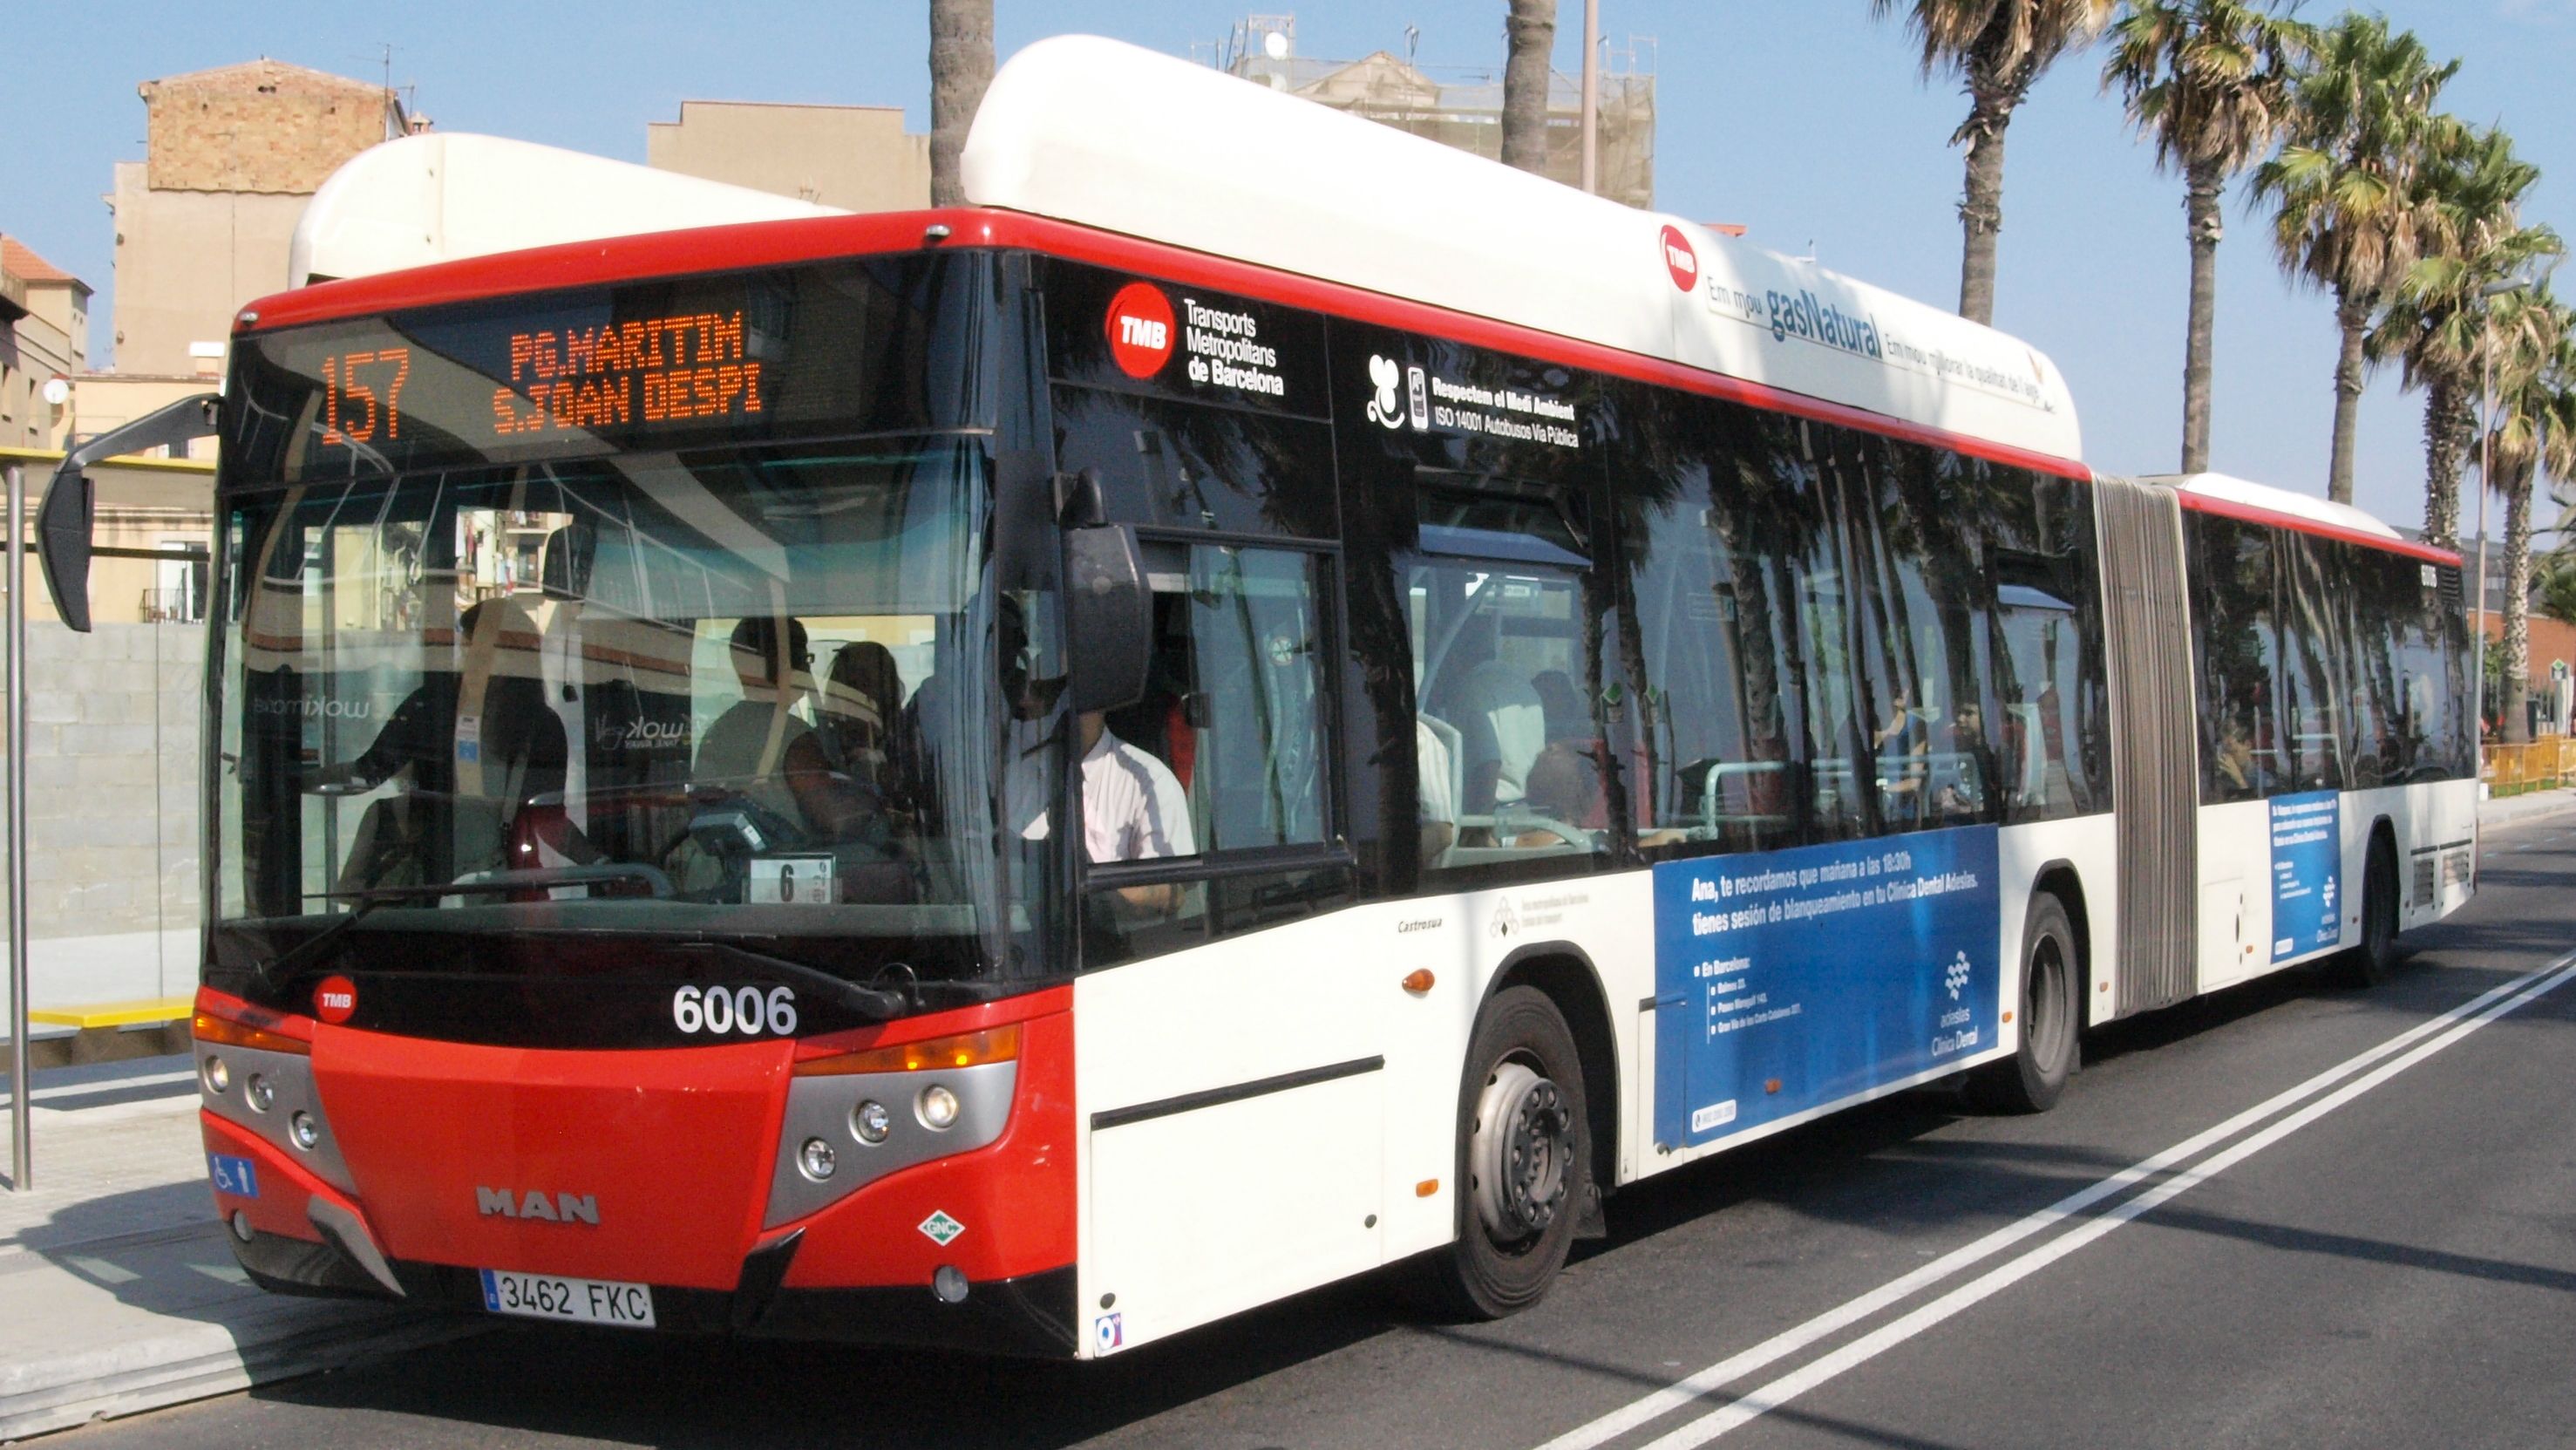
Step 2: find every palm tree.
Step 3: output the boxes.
[1501,0,1560,175]
[2371,126,2560,551]
[929,0,996,207]
[2104,0,2310,473]
[1872,0,2122,324]
[2478,291,2573,743]
[2253,13,2457,505]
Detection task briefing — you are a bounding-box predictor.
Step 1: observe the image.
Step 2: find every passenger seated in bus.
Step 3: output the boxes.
[1872,687,1934,820]
[1931,701,1990,818]
[1417,718,1458,861]
[2212,717,2259,795]
[818,640,904,790]
[697,617,885,851]
[319,598,569,887]
[1531,668,1587,743]
[1445,657,1547,814]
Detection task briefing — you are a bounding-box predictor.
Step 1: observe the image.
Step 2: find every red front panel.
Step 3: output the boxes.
[782,1004,1077,1288]
[314,1031,792,1289]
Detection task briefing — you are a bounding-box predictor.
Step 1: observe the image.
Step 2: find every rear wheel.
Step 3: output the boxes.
[1968,893,2079,1114]
[1422,985,1588,1319]
[2333,835,2403,988]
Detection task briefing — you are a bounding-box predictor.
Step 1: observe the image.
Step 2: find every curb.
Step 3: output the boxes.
[0,1301,485,1441]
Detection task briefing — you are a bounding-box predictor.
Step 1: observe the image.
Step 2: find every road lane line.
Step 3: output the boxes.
[1638,951,2576,1448]
[1533,952,2576,1450]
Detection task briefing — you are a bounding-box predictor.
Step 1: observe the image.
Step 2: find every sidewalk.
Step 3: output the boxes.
[2478,785,2576,828]
[0,1057,472,1440]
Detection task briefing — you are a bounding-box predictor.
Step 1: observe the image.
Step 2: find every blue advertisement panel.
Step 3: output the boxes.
[2268,790,2342,962]
[1653,826,2002,1150]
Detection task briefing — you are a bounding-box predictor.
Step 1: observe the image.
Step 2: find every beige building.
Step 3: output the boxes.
[1220,18,1656,209]
[646,100,929,212]
[110,58,410,377]
[0,236,90,451]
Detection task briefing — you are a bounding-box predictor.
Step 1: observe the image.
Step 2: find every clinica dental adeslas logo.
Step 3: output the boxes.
[1765,288,1883,362]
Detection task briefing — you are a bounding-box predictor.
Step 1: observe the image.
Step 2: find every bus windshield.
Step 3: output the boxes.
[212,437,1065,1003]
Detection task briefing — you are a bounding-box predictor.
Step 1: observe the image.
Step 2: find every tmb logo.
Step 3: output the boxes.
[312,974,357,1025]
[1105,282,1176,379]
[1658,224,1700,293]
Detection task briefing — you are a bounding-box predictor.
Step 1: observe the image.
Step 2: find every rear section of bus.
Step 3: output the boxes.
[192,220,1101,1353]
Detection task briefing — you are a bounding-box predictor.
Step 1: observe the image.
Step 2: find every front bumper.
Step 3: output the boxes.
[229,1218,1080,1357]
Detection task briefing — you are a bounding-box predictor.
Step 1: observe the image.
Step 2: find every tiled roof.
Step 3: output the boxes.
[0,235,81,286]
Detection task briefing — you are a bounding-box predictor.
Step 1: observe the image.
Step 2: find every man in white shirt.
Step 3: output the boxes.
[1076,711,1195,862]
[1016,711,1194,913]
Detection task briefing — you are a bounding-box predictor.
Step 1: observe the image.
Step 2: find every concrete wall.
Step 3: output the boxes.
[10,620,204,1016]
[109,160,309,378]
[646,100,930,212]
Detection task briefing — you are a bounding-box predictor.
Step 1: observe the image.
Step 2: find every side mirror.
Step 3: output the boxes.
[34,467,95,633]
[37,391,220,634]
[1064,524,1151,714]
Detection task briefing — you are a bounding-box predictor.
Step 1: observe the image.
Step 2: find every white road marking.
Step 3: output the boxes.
[64,1255,141,1285]
[1535,950,2576,1450]
[1634,952,2576,1449]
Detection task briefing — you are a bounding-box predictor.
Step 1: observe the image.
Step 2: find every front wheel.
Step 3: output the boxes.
[1422,985,1588,1319]
[1967,893,2079,1114]
[2331,836,2403,988]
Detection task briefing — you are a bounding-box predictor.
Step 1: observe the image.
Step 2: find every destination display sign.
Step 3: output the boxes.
[224,255,982,482]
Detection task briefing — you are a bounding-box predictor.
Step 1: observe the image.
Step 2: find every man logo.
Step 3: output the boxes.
[476,1187,601,1225]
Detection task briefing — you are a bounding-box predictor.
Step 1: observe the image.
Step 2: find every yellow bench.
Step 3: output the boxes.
[28,997,194,1031]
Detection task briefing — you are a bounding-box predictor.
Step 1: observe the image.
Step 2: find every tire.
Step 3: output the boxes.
[1420,984,1589,1320]
[2332,836,2403,988]
[1967,893,2079,1114]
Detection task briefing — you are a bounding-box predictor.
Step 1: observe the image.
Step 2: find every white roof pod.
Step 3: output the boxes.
[964,35,2083,463]
[2142,473,2407,541]
[288,133,843,289]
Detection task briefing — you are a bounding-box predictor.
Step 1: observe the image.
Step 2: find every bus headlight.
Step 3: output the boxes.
[851,1100,892,1144]
[918,1085,960,1131]
[799,1137,838,1181]
[201,1055,231,1094]
[289,1111,320,1151]
[244,1073,275,1113]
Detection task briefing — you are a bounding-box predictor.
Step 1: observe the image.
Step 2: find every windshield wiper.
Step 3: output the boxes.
[250,865,678,998]
[667,940,914,1025]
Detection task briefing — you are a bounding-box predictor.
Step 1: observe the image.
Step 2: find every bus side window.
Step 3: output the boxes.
[1083,543,1338,960]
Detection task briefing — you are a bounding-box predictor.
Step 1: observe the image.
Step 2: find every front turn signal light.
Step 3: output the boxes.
[794,1023,1022,1077]
[194,1010,311,1056]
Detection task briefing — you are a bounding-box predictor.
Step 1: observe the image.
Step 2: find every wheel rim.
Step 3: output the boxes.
[1470,1059,1573,1244]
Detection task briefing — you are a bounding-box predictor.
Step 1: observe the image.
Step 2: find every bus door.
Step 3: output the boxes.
[1069,537,1383,1348]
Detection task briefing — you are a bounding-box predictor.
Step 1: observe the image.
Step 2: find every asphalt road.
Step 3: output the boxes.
[54,799,2576,1450]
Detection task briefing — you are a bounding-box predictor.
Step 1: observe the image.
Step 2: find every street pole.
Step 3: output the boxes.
[1580,0,1600,195]
[2473,350,2491,771]
[2470,276,2532,765]
[6,464,26,1193]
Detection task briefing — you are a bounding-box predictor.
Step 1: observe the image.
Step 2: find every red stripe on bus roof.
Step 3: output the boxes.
[240,206,2095,482]
[2172,487,2460,567]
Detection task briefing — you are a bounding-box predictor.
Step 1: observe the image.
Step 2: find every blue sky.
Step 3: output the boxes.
[8,2,2571,535]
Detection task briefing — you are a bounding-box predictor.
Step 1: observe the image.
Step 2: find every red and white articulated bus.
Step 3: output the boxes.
[37,37,2470,1358]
